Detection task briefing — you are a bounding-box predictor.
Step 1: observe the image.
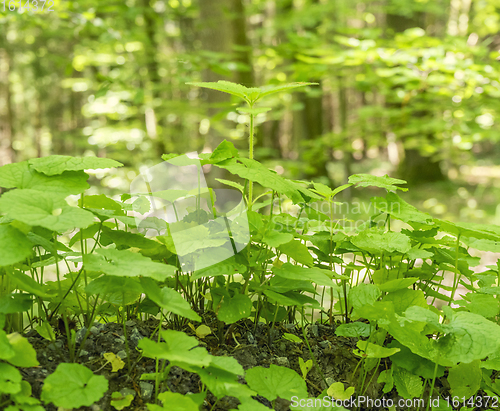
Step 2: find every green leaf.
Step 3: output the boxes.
[377,277,418,292]
[264,290,320,308]
[279,240,314,266]
[348,174,408,192]
[0,293,33,314]
[84,248,177,281]
[350,283,381,312]
[216,293,252,324]
[387,340,444,379]
[335,322,372,338]
[245,364,308,402]
[326,382,355,400]
[272,263,341,287]
[382,289,428,315]
[214,178,245,192]
[393,365,423,399]
[7,271,51,298]
[148,392,199,411]
[41,363,108,408]
[140,277,201,321]
[0,161,89,195]
[354,340,400,358]
[351,230,411,254]
[458,293,500,318]
[377,369,394,394]
[0,225,33,267]
[283,333,302,343]
[0,189,95,232]
[447,360,481,399]
[110,390,135,410]
[209,140,240,163]
[28,155,122,176]
[0,329,15,360]
[0,362,22,394]
[371,193,432,223]
[85,276,142,306]
[187,80,255,101]
[5,333,39,367]
[138,330,212,369]
[262,231,294,248]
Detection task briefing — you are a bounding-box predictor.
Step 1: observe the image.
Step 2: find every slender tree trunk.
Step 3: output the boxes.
[0,48,15,168]
[386,2,445,184]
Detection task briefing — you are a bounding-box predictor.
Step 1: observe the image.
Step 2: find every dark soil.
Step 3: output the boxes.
[15,315,430,410]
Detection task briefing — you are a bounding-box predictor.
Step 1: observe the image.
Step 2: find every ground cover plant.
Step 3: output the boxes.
[1,82,500,411]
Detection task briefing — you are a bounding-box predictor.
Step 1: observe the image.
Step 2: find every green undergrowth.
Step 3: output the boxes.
[1,81,500,410]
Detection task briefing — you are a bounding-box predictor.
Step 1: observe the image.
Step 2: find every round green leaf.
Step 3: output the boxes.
[41,363,108,408]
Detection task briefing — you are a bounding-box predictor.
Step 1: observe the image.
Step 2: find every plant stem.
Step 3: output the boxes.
[248,111,255,211]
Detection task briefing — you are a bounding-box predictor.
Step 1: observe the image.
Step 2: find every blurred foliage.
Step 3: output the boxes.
[1,0,500,217]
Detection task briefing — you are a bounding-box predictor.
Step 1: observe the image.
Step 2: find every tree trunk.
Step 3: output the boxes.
[0,48,15,168]
[386,3,446,185]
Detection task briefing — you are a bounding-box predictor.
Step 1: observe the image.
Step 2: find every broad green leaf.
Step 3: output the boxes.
[335,322,372,338]
[447,360,481,399]
[41,363,108,408]
[279,240,314,266]
[377,369,394,394]
[29,155,122,176]
[272,263,342,287]
[191,258,246,280]
[7,271,51,298]
[354,340,400,358]
[245,364,308,402]
[406,247,434,260]
[0,329,15,360]
[263,231,294,248]
[85,276,142,306]
[36,321,56,341]
[100,226,159,249]
[82,194,124,213]
[377,277,418,292]
[217,158,319,203]
[0,362,22,394]
[348,174,408,191]
[0,161,89,195]
[0,293,33,314]
[6,333,39,367]
[371,193,432,223]
[186,81,255,101]
[0,189,95,232]
[0,225,33,267]
[138,330,212,368]
[84,248,177,281]
[216,293,252,323]
[436,220,500,242]
[458,293,500,318]
[383,289,428,315]
[140,277,201,321]
[387,340,445,379]
[209,140,240,163]
[263,290,320,308]
[393,365,423,399]
[351,230,411,254]
[215,178,245,192]
[350,283,381,312]
[148,392,199,411]
[326,382,354,400]
[462,237,500,253]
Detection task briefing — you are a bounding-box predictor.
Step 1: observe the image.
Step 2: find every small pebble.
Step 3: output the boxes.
[140,382,154,401]
[275,357,290,367]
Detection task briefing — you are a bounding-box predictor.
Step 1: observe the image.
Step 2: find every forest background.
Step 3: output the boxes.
[1,0,500,223]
